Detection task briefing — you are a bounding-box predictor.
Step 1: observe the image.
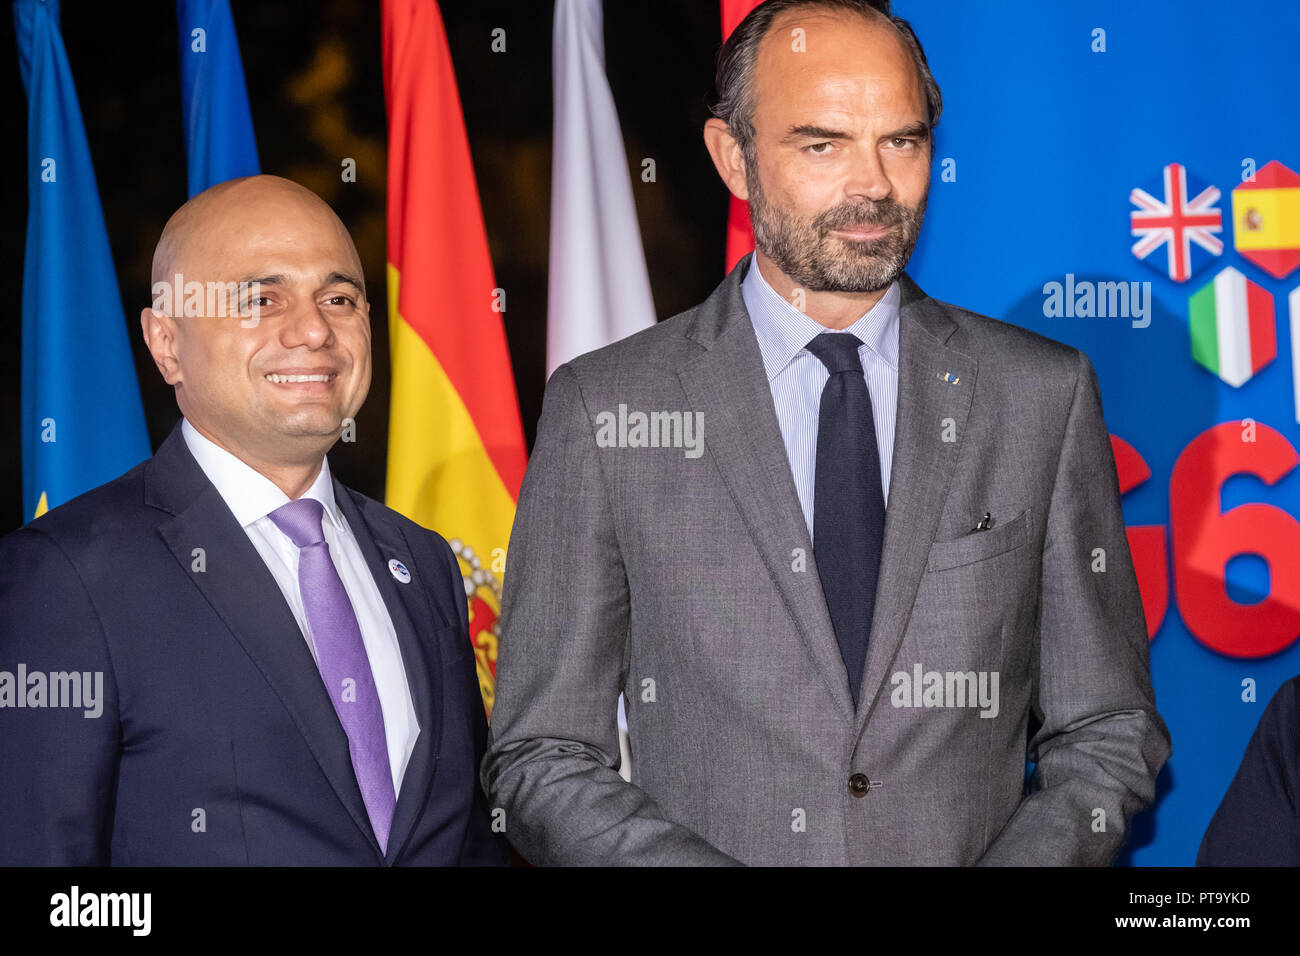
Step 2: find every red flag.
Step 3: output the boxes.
[721,0,763,270]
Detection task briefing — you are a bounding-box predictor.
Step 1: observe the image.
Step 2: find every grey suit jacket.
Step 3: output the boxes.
[483,253,1171,866]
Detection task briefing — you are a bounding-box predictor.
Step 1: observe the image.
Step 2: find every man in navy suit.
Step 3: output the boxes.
[0,175,505,865]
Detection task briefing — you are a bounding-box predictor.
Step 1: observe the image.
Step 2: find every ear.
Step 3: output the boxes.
[140,306,183,385]
[703,118,751,202]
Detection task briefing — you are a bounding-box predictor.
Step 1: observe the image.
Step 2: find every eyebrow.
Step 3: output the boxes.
[782,121,930,142]
[885,122,930,141]
[240,274,287,288]
[783,124,851,143]
[238,272,366,296]
[324,271,366,296]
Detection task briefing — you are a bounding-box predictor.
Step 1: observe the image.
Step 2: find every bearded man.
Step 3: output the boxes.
[483,0,1170,865]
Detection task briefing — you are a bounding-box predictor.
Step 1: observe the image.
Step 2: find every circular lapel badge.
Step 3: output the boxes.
[388,558,412,584]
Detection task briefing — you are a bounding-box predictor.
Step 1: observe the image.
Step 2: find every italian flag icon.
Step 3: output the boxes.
[1189,266,1276,387]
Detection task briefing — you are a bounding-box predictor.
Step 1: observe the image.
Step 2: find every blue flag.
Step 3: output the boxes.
[177,0,260,196]
[14,0,150,522]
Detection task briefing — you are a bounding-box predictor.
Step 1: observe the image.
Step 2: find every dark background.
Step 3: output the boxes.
[1,0,729,532]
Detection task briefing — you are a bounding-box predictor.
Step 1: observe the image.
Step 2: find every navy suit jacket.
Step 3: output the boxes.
[0,421,506,866]
[1197,676,1300,866]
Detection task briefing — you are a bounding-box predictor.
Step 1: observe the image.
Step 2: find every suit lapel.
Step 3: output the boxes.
[146,424,379,857]
[854,276,977,734]
[677,258,855,721]
[333,485,445,866]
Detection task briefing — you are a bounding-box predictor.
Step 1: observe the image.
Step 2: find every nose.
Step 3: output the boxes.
[843,144,894,203]
[279,301,334,350]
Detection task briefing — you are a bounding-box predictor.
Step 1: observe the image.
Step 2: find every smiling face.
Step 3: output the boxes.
[739,8,932,293]
[142,176,371,471]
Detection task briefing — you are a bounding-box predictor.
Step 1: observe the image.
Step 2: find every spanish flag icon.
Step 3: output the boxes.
[1232,160,1300,280]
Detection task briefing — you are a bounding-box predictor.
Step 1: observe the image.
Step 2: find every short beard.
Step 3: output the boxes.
[744,148,928,294]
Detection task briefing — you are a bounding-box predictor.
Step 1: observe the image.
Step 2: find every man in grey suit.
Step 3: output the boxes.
[483,0,1171,865]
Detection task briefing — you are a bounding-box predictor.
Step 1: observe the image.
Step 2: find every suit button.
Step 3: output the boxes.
[848,773,870,797]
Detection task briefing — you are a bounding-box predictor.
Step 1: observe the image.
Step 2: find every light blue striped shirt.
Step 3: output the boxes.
[740,259,901,535]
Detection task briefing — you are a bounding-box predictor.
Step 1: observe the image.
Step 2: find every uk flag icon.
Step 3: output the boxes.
[1130,162,1224,283]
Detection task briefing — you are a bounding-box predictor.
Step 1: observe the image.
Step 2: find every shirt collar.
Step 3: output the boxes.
[181,418,344,532]
[741,256,901,381]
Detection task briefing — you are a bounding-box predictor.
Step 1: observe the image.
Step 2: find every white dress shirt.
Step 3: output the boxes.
[182,419,419,793]
[740,259,901,535]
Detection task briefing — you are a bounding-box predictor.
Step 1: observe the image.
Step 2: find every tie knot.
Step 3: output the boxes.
[269,497,327,548]
[805,332,865,375]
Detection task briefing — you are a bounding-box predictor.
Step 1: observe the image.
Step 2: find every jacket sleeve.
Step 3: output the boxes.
[480,364,739,866]
[0,526,121,865]
[1197,677,1300,866]
[978,350,1173,866]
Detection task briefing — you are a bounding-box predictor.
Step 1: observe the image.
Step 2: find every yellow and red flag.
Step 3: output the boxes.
[722,0,762,271]
[382,0,527,716]
[1232,160,1300,280]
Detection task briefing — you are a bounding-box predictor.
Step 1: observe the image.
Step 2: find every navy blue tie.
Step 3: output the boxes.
[806,332,886,709]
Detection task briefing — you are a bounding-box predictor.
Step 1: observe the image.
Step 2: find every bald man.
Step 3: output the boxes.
[0,175,506,866]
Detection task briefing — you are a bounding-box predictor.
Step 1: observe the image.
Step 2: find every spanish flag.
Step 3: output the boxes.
[1232,160,1300,280]
[382,0,527,715]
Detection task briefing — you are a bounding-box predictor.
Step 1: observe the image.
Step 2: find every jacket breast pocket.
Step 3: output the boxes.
[926,507,1032,573]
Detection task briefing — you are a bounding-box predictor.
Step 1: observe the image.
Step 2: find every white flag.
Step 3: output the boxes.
[549,0,657,780]
[547,0,656,377]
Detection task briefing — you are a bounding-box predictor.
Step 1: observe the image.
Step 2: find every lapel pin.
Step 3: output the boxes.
[937,371,960,385]
[388,558,412,584]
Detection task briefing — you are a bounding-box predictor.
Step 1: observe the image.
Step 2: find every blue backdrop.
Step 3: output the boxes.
[901,0,1300,864]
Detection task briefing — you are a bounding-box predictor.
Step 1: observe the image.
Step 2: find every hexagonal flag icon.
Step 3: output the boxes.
[1291,284,1300,423]
[1130,162,1224,282]
[1188,266,1276,387]
[1233,160,1300,280]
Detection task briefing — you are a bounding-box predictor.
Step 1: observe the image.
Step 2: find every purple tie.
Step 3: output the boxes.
[269,497,396,853]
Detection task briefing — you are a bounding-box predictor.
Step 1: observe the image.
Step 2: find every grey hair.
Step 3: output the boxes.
[711,0,943,164]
